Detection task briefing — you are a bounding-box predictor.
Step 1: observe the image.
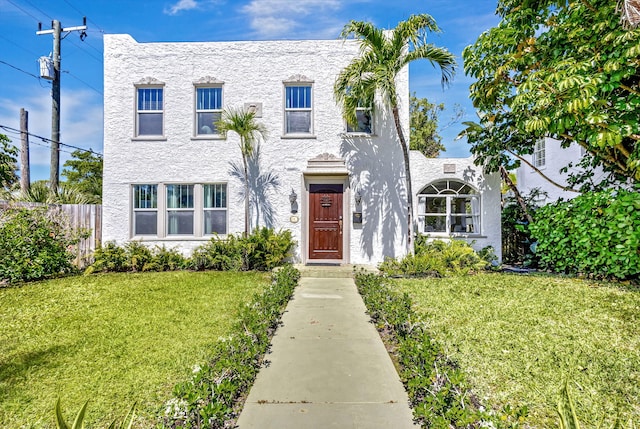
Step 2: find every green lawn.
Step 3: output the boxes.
[0,271,269,428]
[395,273,640,427]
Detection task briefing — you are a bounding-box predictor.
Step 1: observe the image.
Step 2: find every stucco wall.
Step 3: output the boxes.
[103,34,410,264]
[515,137,605,203]
[410,153,502,261]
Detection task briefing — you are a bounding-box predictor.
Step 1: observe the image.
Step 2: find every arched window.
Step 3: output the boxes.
[417,180,480,235]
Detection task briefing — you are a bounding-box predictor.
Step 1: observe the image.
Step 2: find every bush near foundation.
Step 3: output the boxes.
[378,238,494,277]
[529,189,640,280]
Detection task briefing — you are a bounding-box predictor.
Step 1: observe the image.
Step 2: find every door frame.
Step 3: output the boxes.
[302,175,350,265]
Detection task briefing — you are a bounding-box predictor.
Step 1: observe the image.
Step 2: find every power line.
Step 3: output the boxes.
[21,0,52,20]
[60,0,106,34]
[0,59,42,80]
[0,34,40,56]
[0,125,103,157]
[62,70,103,95]
[6,0,40,21]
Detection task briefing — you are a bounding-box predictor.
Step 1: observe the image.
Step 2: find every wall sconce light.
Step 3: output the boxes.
[355,190,362,206]
[289,188,298,213]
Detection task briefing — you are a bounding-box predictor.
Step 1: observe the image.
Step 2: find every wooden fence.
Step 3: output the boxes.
[0,201,102,268]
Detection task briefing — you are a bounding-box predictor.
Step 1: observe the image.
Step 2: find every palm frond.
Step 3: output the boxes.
[404,44,456,86]
[216,107,267,157]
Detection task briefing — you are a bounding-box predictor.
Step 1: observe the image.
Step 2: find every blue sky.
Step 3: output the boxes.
[0,0,500,182]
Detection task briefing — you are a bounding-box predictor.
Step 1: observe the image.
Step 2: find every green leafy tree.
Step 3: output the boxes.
[61,149,103,203]
[462,0,640,186]
[334,15,455,250]
[410,94,445,158]
[216,107,267,236]
[0,134,18,191]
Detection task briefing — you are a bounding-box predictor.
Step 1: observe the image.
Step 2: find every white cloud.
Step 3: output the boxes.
[241,0,343,38]
[164,0,200,15]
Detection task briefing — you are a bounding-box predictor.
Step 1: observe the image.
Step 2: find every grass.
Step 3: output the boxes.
[394,273,640,427]
[0,271,269,428]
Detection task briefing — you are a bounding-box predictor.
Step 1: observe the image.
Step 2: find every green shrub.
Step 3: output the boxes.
[190,228,294,272]
[0,207,79,284]
[379,239,489,277]
[189,234,244,271]
[160,265,300,428]
[142,246,187,272]
[86,242,128,273]
[529,189,640,280]
[86,242,187,274]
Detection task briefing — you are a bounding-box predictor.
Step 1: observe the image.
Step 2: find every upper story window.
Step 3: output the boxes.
[284,82,313,135]
[136,87,163,136]
[133,184,158,235]
[417,180,480,235]
[196,86,223,136]
[346,105,373,134]
[167,184,194,235]
[533,139,546,168]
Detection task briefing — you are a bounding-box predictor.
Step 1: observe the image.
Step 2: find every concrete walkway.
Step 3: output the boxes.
[237,268,417,428]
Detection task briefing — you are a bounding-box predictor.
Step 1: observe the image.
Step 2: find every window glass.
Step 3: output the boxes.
[133,185,157,235]
[203,184,227,235]
[167,184,194,235]
[137,88,163,136]
[285,85,312,134]
[196,87,222,135]
[417,180,480,235]
[346,108,372,134]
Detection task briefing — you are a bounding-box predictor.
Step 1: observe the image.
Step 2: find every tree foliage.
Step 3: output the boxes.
[462,0,640,185]
[334,15,455,249]
[409,94,445,158]
[0,134,18,190]
[62,149,103,203]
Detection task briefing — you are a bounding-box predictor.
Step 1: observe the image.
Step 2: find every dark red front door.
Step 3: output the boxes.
[309,184,343,260]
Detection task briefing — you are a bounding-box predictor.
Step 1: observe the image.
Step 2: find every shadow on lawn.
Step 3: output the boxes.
[0,345,66,398]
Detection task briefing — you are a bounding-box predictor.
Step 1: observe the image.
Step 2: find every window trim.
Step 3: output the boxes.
[130,183,228,239]
[417,180,481,236]
[132,184,158,237]
[194,85,224,138]
[533,139,546,169]
[283,77,314,137]
[135,85,164,138]
[166,184,195,236]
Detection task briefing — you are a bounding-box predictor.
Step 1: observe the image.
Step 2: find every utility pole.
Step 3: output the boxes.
[37,18,87,193]
[20,108,30,193]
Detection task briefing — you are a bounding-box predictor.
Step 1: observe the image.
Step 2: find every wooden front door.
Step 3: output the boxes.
[309,184,343,260]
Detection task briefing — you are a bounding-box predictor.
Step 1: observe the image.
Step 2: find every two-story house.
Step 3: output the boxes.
[102,34,501,265]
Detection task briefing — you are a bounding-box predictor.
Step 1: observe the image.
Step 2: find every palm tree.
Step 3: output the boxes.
[216,107,267,236]
[334,15,455,251]
[229,143,281,230]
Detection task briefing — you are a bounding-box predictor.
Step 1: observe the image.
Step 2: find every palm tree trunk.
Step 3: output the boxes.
[242,154,250,237]
[392,105,413,253]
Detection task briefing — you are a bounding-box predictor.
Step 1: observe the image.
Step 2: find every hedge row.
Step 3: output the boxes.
[529,189,640,280]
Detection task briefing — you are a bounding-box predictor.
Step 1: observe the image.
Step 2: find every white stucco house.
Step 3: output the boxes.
[102,34,502,265]
[515,137,606,203]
